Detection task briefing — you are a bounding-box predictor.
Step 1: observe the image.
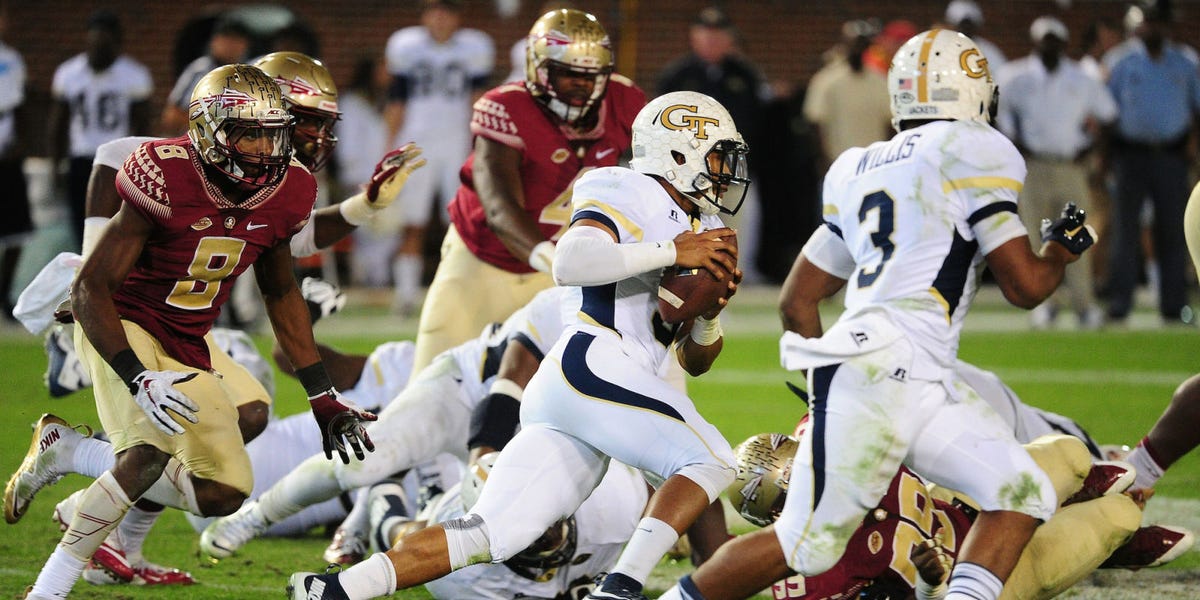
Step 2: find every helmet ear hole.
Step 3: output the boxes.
[671,150,687,166]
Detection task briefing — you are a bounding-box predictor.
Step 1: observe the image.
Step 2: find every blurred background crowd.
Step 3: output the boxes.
[2,0,1199,330]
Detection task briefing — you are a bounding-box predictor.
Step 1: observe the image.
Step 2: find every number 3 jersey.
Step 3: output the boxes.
[111,136,317,370]
[447,77,645,274]
[814,120,1029,374]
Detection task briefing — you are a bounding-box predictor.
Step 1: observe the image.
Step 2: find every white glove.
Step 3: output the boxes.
[130,370,200,436]
[301,277,346,323]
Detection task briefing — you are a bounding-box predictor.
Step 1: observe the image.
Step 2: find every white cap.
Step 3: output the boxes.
[1030,16,1069,42]
[945,0,984,26]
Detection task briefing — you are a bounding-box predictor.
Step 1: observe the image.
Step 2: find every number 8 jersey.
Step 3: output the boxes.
[815,120,1029,372]
[111,136,317,370]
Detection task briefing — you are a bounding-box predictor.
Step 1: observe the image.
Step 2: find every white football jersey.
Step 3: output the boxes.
[445,285,571,404]
[565,167,726,371]
[385,25,494,144]
[815,120,1028,373]
[425,462,648,600]
[51,54,152,157]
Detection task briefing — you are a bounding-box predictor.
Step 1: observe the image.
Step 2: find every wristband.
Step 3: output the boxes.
[689,315,722,346]
[915,579,947,600]
[338,192,375,227]
[110,348,146,391]
[528,241,555,274]
[295,362,334,397]
[489,378,524,402]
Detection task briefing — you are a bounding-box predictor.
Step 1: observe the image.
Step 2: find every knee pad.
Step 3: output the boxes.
[677,462,736,503]
[443,513,493,570]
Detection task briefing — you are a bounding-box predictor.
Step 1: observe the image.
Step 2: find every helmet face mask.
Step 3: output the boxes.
[887,29,997,132]
[525,9,614,125]
[188,64,295,187]
[253,51,341,172]
[630,91,751,216]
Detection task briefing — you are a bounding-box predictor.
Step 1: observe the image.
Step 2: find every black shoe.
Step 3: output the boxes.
[287,568,350,600]
[585,573,647,600]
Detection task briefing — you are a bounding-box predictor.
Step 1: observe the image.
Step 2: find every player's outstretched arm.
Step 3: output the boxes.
[295,144,426,255]
[779,252,846,338]
[986,203,1096,309]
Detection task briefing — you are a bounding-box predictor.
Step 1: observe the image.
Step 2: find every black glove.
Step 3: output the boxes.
[1040,202,1097,255]
[308,389,377,463]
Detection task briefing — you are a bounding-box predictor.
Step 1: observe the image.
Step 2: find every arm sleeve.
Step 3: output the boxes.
[552,225,676,287]
[289,213,319,257]
[801,223,856,279]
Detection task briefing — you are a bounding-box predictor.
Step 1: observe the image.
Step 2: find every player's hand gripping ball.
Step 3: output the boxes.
[657,230,737,324]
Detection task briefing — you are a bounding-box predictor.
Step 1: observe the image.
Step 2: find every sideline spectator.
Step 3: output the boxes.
[159,17,250,135]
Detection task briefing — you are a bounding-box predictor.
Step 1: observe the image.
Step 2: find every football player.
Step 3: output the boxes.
[367,452,651,600]
[766,29,1095,600]
[675,428,1148,600]
[284,90,745,600]
[200,285,573,561]
[16,64,376,600]
[410,7,645,373]
[383,0,495,315]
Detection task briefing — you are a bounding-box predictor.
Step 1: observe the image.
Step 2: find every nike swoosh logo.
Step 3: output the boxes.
[247,222,268,230]
[596,148,616,159]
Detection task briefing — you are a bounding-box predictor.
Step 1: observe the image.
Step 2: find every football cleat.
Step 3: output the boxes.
[287,568,350,600]
[5,414,90,523]
[585,573,648,600]
[1062,460,1135,506]
[54,490,136,584]
[199,501,269,560]
[1101,525,1195,570]
[1100,443,1132,461]
[322,523,369,565]
[129,560,196,585]
[44,324,92,397]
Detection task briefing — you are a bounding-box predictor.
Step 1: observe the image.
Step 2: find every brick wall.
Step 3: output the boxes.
[9,0,1194,154]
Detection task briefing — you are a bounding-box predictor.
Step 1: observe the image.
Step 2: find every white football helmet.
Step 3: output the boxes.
[725,432,798,527]
[629,91,750,216]
[887,29,997,131]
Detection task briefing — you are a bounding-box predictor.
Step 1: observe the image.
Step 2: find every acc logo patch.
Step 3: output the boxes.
[659,104,720,140]
[897,91,915,104]
[867,530,884,555]
[191,217,213,231]
[551,148,570,164]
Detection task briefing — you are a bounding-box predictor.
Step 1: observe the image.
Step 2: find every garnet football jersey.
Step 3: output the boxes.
[111,137,317,369]
[448,76,645,273]
[771,466,973,599]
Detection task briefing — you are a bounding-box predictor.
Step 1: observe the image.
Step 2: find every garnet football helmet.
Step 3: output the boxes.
[630,91,750,216]
[188,64,294,187]
[888,29,997,131]
[525,8,613,125]
[253,51,340,172]
[725,432,798,526]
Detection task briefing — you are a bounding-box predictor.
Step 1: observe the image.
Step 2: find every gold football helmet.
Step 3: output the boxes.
[725,432,798,527]
[188,64,294,187]
[253,51,340,172]
[525,8,614,125]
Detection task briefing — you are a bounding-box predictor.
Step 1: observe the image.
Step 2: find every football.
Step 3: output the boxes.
[657,232,737,324]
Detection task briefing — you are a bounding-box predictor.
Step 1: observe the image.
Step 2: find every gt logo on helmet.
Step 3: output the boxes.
[959,48,990,79]
[659,104,720,140]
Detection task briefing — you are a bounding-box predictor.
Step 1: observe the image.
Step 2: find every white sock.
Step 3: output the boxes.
[30,546,87,598]
[118,505,162,565]
[1126,440,1166,489]
[340,487,372,536]
[72,436,115,478]
[392,255,422,302]
[257,454,342,523]
[141,459,202,514]
[611,517,678,585]
[338,553,397,600]
[946,562,1003,600]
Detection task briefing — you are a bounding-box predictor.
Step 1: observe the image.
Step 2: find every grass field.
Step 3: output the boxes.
[1,285,1198,598]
